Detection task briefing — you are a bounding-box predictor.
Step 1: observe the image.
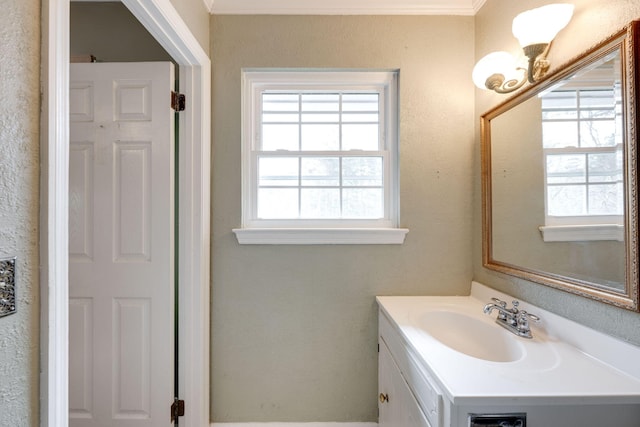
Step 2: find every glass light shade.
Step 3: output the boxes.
[472,51,521,90]
[512,3,575,47]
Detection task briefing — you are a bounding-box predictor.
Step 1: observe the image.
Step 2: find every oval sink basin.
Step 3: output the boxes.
[417,310,525,362]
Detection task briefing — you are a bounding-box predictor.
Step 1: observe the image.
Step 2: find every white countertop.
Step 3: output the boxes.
[377,282,640,406]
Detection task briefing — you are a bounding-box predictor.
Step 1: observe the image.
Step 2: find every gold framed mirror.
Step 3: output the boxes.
[481,20,639,311]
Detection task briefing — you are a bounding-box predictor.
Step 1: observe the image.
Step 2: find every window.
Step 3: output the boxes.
[234,70,407,244]
[539,63,624,242]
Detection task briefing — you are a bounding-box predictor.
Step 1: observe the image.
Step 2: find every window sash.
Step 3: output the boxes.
[257,90,385,151]
[543,145,623,223]
[251,151,390,222]
[242,70,398,229]
[542,86,624,226]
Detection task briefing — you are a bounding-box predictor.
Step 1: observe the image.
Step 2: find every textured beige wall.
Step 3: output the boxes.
[170,0,210,54]
[71,1,209,60]
[71,2,172,62]
[211,15,475,422]
[474,0,640,344]
[0,0,40,424]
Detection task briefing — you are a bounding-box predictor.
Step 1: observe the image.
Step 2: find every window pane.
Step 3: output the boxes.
[542,109,578,120]
[580,108,615,119]
[300,188,340,218]
[301,157,339,186]
[542,121,578,148]
[588,152,623,183]
[263,93,299,112]
[589,183,623,215]
[542,91,577,109]
[342,93,379,111]
[301,113,339,123]
[301,94,339,112]
[342,112,379,123]
[342,124,379,150]
[262,124,299,151]
[547,185,586,216]
[258,188,299,219]
[615,112,624,145]
[342,188,383,218]
[263,113,299,123]
[258,157,299,186]
[546,154,586,184]
[579,120,617,147]
[301,124,339,150]
[579,89,615,109]
[343,157,383,186]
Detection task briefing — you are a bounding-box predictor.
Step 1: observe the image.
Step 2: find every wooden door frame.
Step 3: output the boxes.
[40,1,211,426]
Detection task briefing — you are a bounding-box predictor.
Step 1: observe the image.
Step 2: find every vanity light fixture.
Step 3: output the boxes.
[473,3,574,93]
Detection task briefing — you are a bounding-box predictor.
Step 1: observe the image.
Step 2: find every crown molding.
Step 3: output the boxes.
[203,0,214,13]
[210,0,486,15]
[473,0,487,14]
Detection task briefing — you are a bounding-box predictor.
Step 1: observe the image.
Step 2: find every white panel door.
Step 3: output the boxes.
[69,62,175,427]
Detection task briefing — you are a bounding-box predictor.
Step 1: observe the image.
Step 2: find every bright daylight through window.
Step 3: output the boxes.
[540,56,624,242]
[234,70,408,244]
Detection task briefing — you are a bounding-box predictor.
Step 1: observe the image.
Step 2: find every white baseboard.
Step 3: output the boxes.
[211,423,378,427]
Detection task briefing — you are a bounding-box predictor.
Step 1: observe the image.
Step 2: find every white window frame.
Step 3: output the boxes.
[233,69,408,245]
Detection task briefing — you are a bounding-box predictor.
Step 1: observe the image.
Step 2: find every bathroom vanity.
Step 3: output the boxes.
[377,282,640,427]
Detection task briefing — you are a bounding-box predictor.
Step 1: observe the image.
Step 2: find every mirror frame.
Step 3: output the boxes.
[481,20,640,311]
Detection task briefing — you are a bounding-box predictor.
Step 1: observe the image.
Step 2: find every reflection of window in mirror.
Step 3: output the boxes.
[539,53,624,242]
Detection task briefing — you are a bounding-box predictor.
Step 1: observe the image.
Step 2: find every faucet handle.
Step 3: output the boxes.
[491,297,507,307]
[520,310,540,322]
[516,310,540,338]
[488,298,510,322]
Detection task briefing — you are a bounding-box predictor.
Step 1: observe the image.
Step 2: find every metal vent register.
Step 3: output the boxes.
[0,257,16,317]
[469,413,526,427]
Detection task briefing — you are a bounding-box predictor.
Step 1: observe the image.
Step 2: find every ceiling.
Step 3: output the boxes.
[208,0,486,15]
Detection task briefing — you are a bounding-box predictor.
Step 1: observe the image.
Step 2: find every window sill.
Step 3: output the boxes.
[232,228,409,245]
[539,224,623,242]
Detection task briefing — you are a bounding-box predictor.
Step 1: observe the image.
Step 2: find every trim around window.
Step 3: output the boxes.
[233,227,409,245]
[237,69,407,245]
[539,224,624,242]
[540,215,624,242]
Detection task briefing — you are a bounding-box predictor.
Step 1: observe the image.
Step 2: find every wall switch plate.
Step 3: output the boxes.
[0,257,16,317]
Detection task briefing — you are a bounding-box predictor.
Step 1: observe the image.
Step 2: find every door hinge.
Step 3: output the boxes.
[171,91,186,112]
[171,398,185,422]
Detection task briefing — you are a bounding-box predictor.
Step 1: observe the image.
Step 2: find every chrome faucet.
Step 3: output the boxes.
[483,298,540,339]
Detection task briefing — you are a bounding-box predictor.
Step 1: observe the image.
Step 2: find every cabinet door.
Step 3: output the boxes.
[379,341,432,427]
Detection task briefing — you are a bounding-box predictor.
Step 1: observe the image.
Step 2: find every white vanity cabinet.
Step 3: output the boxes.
[378,310,442,427]
[378,339,431,427]
[377,283,640,427]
